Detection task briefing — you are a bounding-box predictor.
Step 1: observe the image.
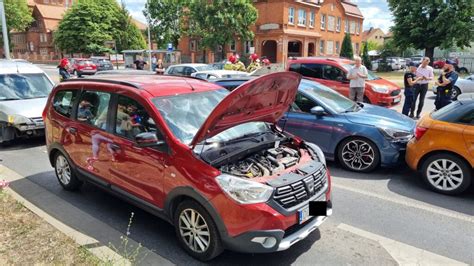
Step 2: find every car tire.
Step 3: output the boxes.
[363,96,371,104]
[337,137,380,172]
[420,153,471,195]
[451,86,461,100]
[458,67,468,74]
[54,152,82,191]
[173,200,223,261]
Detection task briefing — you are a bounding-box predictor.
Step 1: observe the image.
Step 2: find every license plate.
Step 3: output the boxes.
[85,67,92,70]
[298,194,326,224]
[393,97,401,103]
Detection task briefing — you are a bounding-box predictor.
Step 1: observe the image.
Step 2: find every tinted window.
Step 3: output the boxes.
[300,64,323,79]
[458,110,474,125]
[183,67,196,76]
[76,91,111,129]
[431,101,471,124]
[289,63,301,73]
[115,96,157,139]
[53,90,78,118]
[170,66,184,75]
[0,73,53,100]
[299,80,358,113]
[322,65,345,81]
[293,92,317,113]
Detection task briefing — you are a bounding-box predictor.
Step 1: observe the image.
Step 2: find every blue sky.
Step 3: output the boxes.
[121,0,393,34]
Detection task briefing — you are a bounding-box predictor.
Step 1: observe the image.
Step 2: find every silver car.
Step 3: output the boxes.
[0,60,54,143]
[432,74,474,100]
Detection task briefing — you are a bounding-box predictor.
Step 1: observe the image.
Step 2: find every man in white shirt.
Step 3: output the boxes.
[410,57,434,118]
[346,56,368,102]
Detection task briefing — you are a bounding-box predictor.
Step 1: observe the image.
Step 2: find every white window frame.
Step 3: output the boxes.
[327,15,335,31]
[320,14,326,30]
[344,18,349,33]
[350,20,356,34]
[298,9,306,26]
[288,7,295,24]
[309,11,315,28]
[245,40,254,54]
[335,41,340,54]
[319,40,325,54]
[336,17,341,32]
[326,40,334,55]
[356,21,360,35]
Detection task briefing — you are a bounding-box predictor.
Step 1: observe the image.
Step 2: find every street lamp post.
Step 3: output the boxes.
[0,0,11,59]
[147,0,152,70]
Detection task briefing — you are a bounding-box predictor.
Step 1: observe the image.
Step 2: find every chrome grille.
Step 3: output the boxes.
[273,168,327,209]
[30,117,44,125]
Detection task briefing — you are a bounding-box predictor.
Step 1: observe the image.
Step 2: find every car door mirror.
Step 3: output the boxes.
[310,106,326,116]
[135,132,165,148]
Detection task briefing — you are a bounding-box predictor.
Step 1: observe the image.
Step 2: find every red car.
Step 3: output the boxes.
[287,57,402,106]
[43,73,332,261]
[68,58,97,77]
[433,60,445,69]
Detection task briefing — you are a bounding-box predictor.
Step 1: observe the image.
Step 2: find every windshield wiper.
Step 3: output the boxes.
[0,98,21,101]
[23,96,47,99]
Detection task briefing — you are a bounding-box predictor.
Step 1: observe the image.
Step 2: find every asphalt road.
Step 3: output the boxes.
[1,66,472,264]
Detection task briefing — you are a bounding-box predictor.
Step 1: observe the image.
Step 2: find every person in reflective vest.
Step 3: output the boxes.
[246,53,261,73]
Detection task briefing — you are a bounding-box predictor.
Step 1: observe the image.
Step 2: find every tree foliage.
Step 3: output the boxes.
[388,0,474,62]
[145,0,185,49]
[340,33,354,58]
[361,42,372,70]
[1,0,33,48]
[361,40,381,52]
[54,0,145,55]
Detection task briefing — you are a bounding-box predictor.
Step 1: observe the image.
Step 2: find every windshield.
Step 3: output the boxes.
[0,73,53,101]
[343,64,380,80]
[196,65,214,71]
[300,79,359,113]
[152,89,269,144]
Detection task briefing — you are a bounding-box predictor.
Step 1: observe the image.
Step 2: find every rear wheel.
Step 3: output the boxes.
[421,153,471,195]
[174,200,223,261]
[363,96,371,104]
[54,152,82,191]
[458,67,468,74]
[451,86,461,100]
[337,137,380,172]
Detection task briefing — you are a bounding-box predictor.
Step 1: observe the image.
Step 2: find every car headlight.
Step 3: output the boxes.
[305,142,326,165]
[215,174,274,204]
[372,86,389,94]
[7,114,31,125]
[378,127,413,141]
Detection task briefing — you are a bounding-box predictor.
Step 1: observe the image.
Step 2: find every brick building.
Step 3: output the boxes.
[362,27,386,47]
[178,0,364,65]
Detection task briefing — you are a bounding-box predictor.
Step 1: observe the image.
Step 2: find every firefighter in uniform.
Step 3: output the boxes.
[246,53,261,73]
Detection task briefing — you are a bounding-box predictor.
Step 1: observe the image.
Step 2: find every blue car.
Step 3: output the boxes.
[279,79,416,172]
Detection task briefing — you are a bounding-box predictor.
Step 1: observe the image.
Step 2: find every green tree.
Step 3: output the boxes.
[388,0,474,63]
[1,0,33,51]
[187,0,258,60]
[145,0,186,49]
[116,2,146,51]
[340,33,354,59]
[361,40,382,52]
[361,42,372,70]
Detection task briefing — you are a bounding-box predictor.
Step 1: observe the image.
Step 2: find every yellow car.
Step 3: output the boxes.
[406,95,474,195]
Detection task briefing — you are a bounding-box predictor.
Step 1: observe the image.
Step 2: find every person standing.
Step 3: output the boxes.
[134,56,147,70]
[346,56,368,102]
[57,58,71,81]
[151,54,157,71]
[410,57,433,118]
[402,62,422,116]
[155,58,165,75]
[434,59,458,110]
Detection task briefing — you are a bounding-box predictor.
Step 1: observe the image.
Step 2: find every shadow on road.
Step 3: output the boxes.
[0,137,45,151]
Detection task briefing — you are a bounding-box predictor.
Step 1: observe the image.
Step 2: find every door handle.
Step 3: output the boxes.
[110,144,121,152]
[67,127,77,134]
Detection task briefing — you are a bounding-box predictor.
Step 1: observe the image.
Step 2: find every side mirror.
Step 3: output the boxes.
[135,132,165,148]
[310,106,326,116]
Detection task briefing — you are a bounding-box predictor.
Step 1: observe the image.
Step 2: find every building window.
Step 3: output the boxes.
[40,33,48,43]
[288,7,295,24]
[326,41,334,55]
[356,43,360,54]
[320,14,326,30]
[189,39,196,51]
[319,40,325,54]
[309,11,315,28]
[350,21,356,34]
[298,9,306,26]
[344,18,349,33]
[327,16,335,31]
[40,48,48,55]
[356,21,360,35]
[336,17,341,32]
[335,41,340,54]
[230,39,236,51]
[245,40,254,54]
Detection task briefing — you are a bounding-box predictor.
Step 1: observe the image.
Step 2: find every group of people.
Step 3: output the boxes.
[134,55,165,74]
[224,53,271,73]
[402,57,458,118]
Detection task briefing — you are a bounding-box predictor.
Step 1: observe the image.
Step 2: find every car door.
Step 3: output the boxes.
[72,89,114,182]
[460,110,474,158]
[279,92,335,155]
[320,64,350,97]
[108,94,169,205]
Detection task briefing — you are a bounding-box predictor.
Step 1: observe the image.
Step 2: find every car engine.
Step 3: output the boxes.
[219,146,300,178]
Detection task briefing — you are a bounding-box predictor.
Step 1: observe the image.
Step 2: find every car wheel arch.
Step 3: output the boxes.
[417,150,472,171]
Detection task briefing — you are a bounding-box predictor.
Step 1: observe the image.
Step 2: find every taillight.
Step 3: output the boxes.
[414,126,428,141]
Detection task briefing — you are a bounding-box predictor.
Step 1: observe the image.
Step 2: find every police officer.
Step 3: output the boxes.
[246,53,261,73]
[435,59,458,110]
[402,62,423,116]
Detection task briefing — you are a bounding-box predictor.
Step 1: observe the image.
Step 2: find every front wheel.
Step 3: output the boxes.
[337,137,380,172]
[54,152,82,191]
[174,200,223,261]
[421,153,471,195]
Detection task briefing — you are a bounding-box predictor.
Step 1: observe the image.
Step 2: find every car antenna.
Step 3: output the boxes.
[281,106,290,133]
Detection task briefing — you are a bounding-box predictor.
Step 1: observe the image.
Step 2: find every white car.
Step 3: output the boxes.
[432,74,474,100]
[191,70,249,80]
[0,60,54,143]
[164,63,214,76]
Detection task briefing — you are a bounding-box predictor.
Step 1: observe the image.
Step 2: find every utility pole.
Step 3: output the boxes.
[146,0,152,70]
[0,0,11,59]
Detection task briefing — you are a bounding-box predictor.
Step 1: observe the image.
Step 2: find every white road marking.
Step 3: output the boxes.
[333,183,473,223]
[338,223,468,266]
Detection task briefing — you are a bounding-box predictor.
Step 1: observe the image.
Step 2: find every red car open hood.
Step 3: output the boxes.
[190,72,301,147]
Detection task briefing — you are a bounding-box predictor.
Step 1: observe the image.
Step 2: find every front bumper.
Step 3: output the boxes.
[380,140,409,167]
[222,201,332,253]
[78,69,97,75]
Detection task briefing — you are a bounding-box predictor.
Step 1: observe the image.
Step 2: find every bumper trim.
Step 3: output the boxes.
[277,207,332,251]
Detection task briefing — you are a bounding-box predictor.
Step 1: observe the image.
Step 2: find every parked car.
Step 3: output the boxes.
[208,77,254,91]
[0,60,54,144]
[164,63,214,76]
[214,77,415,172]
[433,59,445,69]
[209,60,227,70]
[288,57,402,106]
[191,70,249,80]
[43,72,332,261]
[69,58,97,77]
[372,58,401,71]
[91,57,114,72]
[410,56,424,66]
[386,58,402,70]
[406,94,474,195]
[432,74,474,100]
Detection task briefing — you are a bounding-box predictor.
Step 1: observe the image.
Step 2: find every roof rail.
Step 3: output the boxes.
[61,78,143,89]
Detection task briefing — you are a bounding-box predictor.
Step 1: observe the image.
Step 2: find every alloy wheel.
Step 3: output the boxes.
[426,159,463,191]
[178,208,211,253]
[341,140,375,171]
[55,155,71,185]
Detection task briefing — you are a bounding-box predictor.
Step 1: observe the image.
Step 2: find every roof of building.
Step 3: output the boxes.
[27,0,36,7]
[362,27,385,40]
[35,4,67,20]
[341,1,364,19]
